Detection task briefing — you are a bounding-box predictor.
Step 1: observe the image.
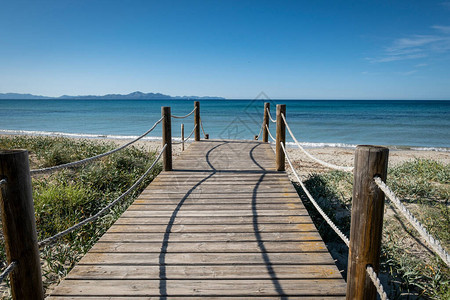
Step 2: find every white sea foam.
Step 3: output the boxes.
[411,147,450,152]
[285,141,357,149]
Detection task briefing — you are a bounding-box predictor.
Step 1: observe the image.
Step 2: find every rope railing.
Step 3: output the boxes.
[184,124,197,142]
[173,125,197,144]
[171,107,196,119]
[0,261,17,283]
[265,124,276,142]
[280,142,350,246]
[281,113,354,172]
[30,116,165,176]
[38,144,166,247]
[267,108,276,123]
[254,121,264,140]
[374,176,450,267]
[200,117,208,139]
[366,265,389,300]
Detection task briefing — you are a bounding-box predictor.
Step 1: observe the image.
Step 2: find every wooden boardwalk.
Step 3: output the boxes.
[49,140,347,299]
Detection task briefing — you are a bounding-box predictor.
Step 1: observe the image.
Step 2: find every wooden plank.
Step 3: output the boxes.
[77,252,337,265]
[118,210,308,217]
[49,279,347,297]
[107,223,318,233]
[64,264,344,279]
[133,198,301,204]
[89,241,328,253]
[50,297,345,300]
[126,203,305,211]
[113,215,314,225]
[98,232,323,242]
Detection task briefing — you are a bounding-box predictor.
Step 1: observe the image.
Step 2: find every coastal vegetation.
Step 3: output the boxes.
[297,159,449,299]
[0,135,162,298]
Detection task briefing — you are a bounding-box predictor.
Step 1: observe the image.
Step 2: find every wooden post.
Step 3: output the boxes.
[263,102,270,143]
[346,145,389,300]
[161,107,172,171]
[181,123,184,152]
[0,150,44,300]
[194,101,200,141]
[275,104,286,171]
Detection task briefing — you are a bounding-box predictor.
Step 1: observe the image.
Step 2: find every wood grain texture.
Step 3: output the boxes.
[48,140,346,299]
[0,150,44,300]
[346,146,388,300]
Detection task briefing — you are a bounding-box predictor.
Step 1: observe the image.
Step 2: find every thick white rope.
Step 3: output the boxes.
[366,265,389,300]
[254,121,264,140]
[184,124,197,142]
[281,142,350,246]
[0,261,17,283]
[267,108,276,123]
[171,107,196,119]
[265,125,276,142]
[0,178,6,187]
[281,113,354,172]
[374,177,450,267]
[38,144,166,247]
[173,125,197,144]
[200,117,207,138]
[30,117,164,175]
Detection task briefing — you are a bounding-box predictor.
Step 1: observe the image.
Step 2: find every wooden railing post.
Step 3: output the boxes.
[161,107,172,171]
[346,145,389,300]
[263,102,270,143]
[194,101,200,141]
[181,123,184,151]
[0,150,44,300]
[275,104,286,171]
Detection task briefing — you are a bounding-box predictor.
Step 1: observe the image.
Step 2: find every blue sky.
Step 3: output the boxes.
[1,0,449,99]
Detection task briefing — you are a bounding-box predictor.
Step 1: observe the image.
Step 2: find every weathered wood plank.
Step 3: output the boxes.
[50,279,347,297]
[119,210,308,217]
[98,232,323,242]
[50,297,345,300]
[107,223,318,233]
[126,203,305,211]
[64,264,343,279]
[89,241,328,253]
[114,215,314,225]
[76,252,337,265]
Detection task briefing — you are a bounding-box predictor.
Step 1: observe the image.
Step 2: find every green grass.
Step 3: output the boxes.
[0,136,162,298]
[295,159,449,299]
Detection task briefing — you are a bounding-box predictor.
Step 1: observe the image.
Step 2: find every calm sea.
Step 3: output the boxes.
[0,99,449,150]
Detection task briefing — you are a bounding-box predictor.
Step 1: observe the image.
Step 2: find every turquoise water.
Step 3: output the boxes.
[0,99,449,149]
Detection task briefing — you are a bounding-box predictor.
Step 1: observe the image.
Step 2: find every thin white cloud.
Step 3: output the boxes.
[369,26,450,63]
[415,63,428,67]
[398,70,418,76]
[432,25,450,33]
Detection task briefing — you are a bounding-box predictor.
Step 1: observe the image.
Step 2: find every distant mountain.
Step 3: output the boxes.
[0,91,225,100]
[0,93,52,99]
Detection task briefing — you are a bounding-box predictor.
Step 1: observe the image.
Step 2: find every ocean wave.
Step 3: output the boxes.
[410,147,450,152]
[285,141,357,149]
